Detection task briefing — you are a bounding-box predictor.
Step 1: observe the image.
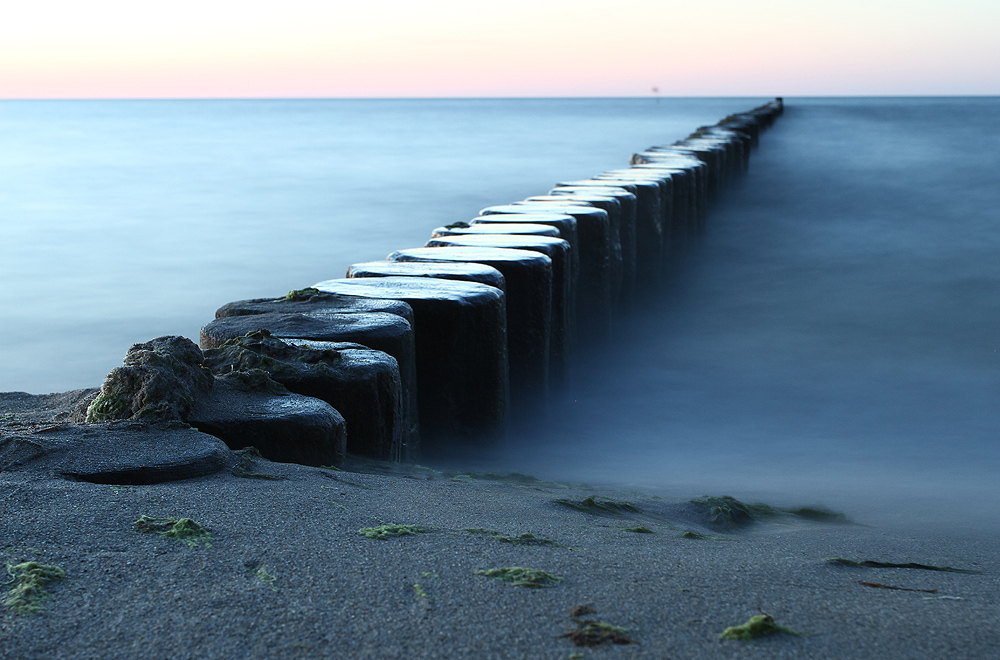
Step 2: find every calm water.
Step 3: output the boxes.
[0,98,756,393]
[2,97,998,528]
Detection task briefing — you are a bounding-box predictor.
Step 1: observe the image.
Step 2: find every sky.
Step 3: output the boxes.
[2,0,998,98]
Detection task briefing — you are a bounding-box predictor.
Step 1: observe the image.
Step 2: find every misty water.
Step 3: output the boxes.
[2,98,997,530]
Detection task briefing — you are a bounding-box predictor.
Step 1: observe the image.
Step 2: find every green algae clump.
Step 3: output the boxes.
[562,621,635,647]
[133,516,212,547]
[719,614,801,641]
[464,528,564,547]
[255,565,277,591]
[358,524,433,540]
[553,496,641,516]
[4,562,66,614]
[231,446,286,480]
[475,567,562,588]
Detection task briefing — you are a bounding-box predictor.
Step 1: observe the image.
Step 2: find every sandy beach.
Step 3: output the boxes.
[3,447,997,660]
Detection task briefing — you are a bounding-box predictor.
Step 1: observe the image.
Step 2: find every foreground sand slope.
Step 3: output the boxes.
[2,458,997,660]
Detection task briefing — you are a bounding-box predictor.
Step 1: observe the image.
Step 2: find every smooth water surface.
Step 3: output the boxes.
[0,98,753,393]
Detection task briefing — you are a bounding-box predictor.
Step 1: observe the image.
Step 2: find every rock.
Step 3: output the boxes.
[311,277,508,447]
[84,336,214,423]
[202,331,404,461]
[0,421,229,485]
[187,377,346,467]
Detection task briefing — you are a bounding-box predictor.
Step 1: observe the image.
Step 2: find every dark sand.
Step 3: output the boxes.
[3,452,998,660]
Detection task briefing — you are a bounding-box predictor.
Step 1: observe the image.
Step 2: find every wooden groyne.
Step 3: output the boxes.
[10,99,783,479]
[204,98,783,462]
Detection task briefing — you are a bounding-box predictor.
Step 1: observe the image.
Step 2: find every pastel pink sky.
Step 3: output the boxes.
[3,0,998,98]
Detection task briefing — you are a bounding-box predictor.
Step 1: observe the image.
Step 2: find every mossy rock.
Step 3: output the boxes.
[86,336,214,423]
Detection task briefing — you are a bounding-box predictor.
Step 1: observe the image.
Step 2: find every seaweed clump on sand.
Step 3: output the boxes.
[231,446,286,480]
[133,516,213,547]
[358,524,433,540]
[475,567,562,588]
[691,496,851,530]
[553,496,641,516]
[719,613,802,641]
[4,562,66,614]
[561,604,636,647]
[464,528,565,547]
[825,557,981,573]
[690,496,767,529]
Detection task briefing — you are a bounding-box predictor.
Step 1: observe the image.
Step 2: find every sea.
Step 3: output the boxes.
[2,97,998,530]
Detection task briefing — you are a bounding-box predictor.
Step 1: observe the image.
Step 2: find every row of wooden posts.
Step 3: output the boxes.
[200,99,784,463]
